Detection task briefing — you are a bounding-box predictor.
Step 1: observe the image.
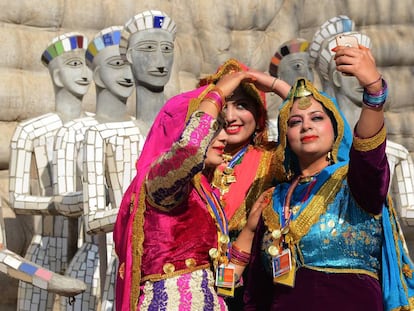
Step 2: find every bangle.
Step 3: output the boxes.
[362,78,388,108]
[212,87,226,104]
[202,97,221,112]
[204,90,224,110]
[363,75,382,88]
[230,243,250,266]
[271,77,279,91]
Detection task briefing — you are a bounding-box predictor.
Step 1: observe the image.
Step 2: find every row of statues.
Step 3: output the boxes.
[6,9,176,311]
[2,11,414,311]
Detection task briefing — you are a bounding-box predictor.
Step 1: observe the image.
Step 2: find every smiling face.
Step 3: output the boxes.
[51,49,92,96]
[286,97,335,170]
[126,28,174,91]
[223,86,259,154]
[205,128,228,168]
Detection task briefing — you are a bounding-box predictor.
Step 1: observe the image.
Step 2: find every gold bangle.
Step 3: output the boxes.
[212,87,226,105]
[202,97,221,112]
[271,77,279,91]
[232,242,251,255]
[230,258,248,267]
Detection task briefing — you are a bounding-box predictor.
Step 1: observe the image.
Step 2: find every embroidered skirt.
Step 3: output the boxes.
[138,268,228,311]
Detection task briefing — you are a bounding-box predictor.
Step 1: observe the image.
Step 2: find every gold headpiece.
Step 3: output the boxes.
[294,78,312,109]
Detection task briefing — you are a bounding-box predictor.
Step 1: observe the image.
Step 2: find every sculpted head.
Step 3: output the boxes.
[309,16,373,127]
[269,38,313,85]
[41,32,92,97]
[309,15,355,94]
[86,26,134,100]
[119,10,177,92]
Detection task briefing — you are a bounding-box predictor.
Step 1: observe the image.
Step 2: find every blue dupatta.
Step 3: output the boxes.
[275,78,414,311]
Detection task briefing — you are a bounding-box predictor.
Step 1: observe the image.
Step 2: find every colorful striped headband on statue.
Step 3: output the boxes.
[41,32,88,66]
[85,26,123,69]
[269,38,310,77]
[119,10,176,59]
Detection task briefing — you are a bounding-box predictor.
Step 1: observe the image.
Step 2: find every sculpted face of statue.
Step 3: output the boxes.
[278,52,314,86]
[94,45,134,100]
[126,28,175,91]
[50,49,92,97]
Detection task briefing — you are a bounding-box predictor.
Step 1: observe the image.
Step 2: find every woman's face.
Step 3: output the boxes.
[286,97,335,169]
[224,87,258,153]
[205,129,228,168]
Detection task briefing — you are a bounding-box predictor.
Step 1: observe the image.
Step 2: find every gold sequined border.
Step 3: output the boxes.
[186,85,215,122]
[141,264,211,283]
[353,125,386,152]
[131,185,146,311]
[288,165,348,243]
[261,188,280,232]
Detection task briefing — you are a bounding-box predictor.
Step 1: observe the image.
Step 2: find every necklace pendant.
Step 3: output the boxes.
[223,154,233,163]
[224,175,236,185]
[281,226,289,235]
[223,167,234,175]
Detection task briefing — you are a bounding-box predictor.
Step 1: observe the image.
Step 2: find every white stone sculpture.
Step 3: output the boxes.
[82,11,176,309]
[52,26,135,311]
[8,32,92,310]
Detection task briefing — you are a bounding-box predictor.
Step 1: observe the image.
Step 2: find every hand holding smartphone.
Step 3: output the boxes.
[335,34,359,75]
[335,34,359,48]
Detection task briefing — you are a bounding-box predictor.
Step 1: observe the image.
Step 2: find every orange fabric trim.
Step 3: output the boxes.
[222,147,261,220]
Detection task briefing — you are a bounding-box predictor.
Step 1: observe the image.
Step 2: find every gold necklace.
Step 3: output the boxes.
[212,145,249,195]
[211,162,237,196]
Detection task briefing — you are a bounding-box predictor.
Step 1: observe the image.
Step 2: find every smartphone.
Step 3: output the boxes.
[335,34,359,48]
[335,34,359,76]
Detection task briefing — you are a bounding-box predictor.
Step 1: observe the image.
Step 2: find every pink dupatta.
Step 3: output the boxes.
[113,85,212,311]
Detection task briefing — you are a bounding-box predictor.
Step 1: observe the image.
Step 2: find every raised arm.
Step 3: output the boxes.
[334,45,389,214]
[333,45,385,138]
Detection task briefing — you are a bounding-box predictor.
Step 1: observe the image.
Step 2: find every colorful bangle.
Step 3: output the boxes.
[362,78,388,108]
[365,78,388,97]
[363,75,382,88]
[230,243,250,266]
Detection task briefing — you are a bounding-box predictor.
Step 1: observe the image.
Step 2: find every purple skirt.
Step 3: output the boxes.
[265,268,383,311]
[138,269,227,310]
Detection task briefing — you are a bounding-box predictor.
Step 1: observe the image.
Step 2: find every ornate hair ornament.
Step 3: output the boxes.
[269,38,310,77]
[41,32,88,66]
[294,78,313,110]
[85,26,123,69]
[119,10,176,59]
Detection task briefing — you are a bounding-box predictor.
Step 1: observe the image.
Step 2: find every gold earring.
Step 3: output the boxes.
[326,151,333,164]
